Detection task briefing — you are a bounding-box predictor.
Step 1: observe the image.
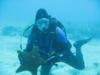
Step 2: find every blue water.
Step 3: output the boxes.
[0,0,100,75]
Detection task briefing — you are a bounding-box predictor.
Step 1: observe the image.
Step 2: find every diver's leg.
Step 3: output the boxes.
[40,56,59,75]
[61,48,85,70]
[40,62,52,75]
[61,37,92,70]
[72,36,93,68]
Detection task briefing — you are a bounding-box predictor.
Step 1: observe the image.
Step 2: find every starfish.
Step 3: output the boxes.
[16,46,45,75]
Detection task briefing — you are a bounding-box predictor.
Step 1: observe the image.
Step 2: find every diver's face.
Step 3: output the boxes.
[36,18,49,32]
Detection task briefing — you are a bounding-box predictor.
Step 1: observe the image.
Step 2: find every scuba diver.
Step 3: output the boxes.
[17,8,92,75]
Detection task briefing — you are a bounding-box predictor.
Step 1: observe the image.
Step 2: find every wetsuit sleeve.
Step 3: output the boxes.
[55,27,71,54]
[56,27,67,43]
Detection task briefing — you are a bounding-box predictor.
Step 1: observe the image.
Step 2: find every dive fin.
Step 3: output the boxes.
[73,36,93,48]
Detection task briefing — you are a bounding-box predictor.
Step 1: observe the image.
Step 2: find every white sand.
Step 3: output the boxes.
[0,35,100,75]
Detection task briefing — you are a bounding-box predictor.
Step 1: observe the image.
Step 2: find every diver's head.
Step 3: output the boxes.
[36,18,49,32]
[35,8,49,22]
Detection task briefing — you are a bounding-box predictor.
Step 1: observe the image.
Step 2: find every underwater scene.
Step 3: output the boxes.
[0,0,100,75]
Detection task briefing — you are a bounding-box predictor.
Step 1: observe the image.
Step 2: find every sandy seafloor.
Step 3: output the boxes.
[0,35,100,75]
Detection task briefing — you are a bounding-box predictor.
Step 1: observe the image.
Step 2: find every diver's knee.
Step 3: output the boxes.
[76,64,85,70]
